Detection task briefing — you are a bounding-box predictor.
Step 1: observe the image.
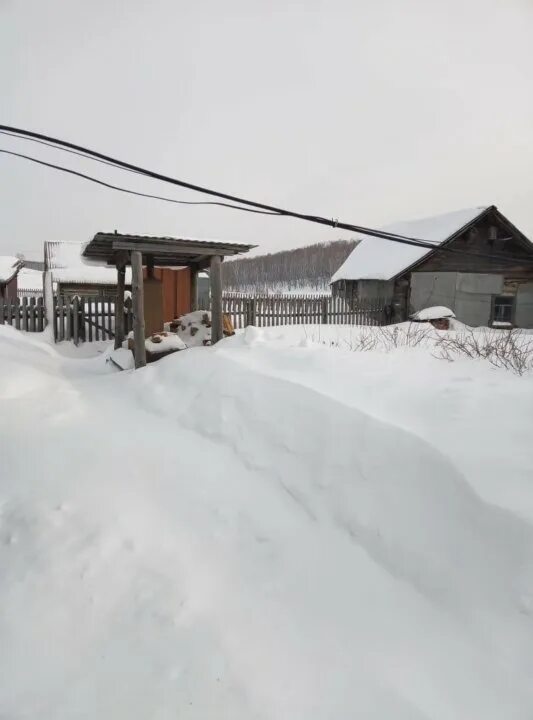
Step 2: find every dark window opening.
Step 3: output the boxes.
[492,295,515,325]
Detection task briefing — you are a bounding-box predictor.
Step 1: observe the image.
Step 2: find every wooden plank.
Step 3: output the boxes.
[14,298,20,330]
[21,297,28,331]
[106,296,113,340]
[115,266,125,349]
[66,296,72,340]
[57,295,65,342]
[72,296,79,345]
[28,297,35,332]
[132,250,147,367]
[85,298,92,342]
[37,297,44,332]
[190,265,198,312]
[210,255,223,344]
[0,297,4,325]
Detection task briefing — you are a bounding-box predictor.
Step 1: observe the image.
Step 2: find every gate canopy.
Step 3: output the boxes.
[82,232,255,368]
[82,232,254,269]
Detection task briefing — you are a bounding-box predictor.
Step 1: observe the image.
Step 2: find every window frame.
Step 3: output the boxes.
[491,294,516,326]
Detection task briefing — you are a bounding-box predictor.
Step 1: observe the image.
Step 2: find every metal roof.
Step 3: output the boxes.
[82,232,255,267]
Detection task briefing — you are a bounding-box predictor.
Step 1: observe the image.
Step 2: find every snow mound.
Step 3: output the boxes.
[1,327,533,718]
[411,306,456,321]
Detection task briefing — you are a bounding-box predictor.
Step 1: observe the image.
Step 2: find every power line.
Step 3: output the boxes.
[1,124,533,267]
[0,123,443,248]
[0,149,281,216]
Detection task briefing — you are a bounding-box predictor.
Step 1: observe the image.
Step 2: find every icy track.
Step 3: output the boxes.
[1,324,533,719]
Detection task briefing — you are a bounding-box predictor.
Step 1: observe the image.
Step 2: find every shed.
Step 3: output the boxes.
[0,256,24,300]
[82,232,254,367]
[331,205,533,328]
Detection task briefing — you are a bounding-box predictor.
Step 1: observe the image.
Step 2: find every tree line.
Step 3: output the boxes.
[222,239,357,293]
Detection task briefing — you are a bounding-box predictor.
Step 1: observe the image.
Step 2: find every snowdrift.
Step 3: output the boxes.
[1,325,533,719]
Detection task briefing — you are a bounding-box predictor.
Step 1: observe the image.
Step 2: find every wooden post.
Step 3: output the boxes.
[190,265,198,312]
[210,255,223,344]
[73,296,79,345]
[114,264,126,349]
[131,250,147,368]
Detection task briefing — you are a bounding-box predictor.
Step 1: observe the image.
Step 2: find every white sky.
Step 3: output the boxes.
[2,0,533,258]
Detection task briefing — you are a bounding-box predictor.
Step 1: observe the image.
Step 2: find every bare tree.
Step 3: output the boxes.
[222,239,358,293]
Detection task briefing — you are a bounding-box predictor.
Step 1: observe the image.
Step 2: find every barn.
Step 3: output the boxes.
[331,206,533,328]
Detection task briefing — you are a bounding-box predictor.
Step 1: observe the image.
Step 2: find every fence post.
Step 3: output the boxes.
[321,296,328,324]
[247,298,256,326]
[14,298,20,330]
[72,296,79,345]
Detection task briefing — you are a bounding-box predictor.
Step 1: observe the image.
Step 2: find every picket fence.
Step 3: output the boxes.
[3,293,392,343]
[53,295,133,343]
[0,296,46,332]
[218,294,392,330]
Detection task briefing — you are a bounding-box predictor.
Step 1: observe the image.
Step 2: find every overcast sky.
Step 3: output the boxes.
[2,0,533,259]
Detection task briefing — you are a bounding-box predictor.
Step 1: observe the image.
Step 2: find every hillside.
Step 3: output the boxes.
[222,239,357,294]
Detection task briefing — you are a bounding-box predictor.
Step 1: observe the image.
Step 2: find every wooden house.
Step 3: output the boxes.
[331,206,533,328]
[0,256,23,300]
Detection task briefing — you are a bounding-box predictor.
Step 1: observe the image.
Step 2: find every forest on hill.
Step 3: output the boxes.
[222,239,357,294]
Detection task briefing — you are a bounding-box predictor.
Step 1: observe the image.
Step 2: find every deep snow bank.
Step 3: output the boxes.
[1,326,533,719]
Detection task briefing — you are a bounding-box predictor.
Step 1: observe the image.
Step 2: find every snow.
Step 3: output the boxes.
[145,333,187,354]
[175,310,212,346]
[0,255,22,283]
[46,241,132,285]
[411,306,456,321]
[1,322,533,718]
[16,267,43,293]
[331,207,488,282]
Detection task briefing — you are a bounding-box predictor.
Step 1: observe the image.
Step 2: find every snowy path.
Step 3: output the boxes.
[1,325,533,719]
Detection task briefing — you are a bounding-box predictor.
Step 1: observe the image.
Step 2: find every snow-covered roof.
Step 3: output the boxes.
[45,241,132,285]
[17,267,43,292]
[0,256,23,284]
[331,207,489,282]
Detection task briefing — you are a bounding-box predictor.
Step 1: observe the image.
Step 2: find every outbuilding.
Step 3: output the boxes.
[331,206,533,328]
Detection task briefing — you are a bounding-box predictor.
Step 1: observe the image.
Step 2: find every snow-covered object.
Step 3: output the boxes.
[16,267,43,293]
[146,333,187,354]
[175,310,212,346]
[108,347,135,370]
[410,306,456,321]
[0,256,22,283]
[331,207,487,282]
[2,324,533,718]
[45,241,132,285]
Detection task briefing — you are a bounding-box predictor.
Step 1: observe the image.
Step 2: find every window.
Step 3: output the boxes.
[491,295,515,326]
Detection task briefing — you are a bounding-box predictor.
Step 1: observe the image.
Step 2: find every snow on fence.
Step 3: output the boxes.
[0,296,46,332]
[217,294,392,329]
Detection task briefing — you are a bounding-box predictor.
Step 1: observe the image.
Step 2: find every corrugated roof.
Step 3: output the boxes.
[17,268,43,292]
[82,232,255,267]
[45,241,132,285]
[331,207,490,283]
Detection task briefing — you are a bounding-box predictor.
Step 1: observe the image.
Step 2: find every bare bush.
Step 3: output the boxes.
[435,328,533,376]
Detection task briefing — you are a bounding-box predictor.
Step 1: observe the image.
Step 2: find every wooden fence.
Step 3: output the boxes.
[0,296,46,331]
[219,294,392,329]
[53,295,133,343]
[3,293,392,343]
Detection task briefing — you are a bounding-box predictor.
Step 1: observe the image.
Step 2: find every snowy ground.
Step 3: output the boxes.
[1,323,533,719]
